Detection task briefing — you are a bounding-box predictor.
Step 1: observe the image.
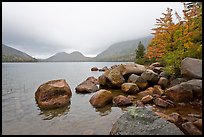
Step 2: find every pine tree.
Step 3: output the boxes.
[135,41,145,64]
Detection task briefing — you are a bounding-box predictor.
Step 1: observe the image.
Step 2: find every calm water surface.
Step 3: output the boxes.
[2,62,132,135]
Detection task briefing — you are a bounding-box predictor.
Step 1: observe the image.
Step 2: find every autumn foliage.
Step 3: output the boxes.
[145,2,202,76]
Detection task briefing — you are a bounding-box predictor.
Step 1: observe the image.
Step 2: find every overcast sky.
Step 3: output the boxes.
[2,2,184,59]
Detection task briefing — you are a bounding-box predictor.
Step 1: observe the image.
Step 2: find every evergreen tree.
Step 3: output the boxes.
[135,41,145,64]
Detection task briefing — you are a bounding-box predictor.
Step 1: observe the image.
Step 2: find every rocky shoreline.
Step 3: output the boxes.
[35,57,202,135]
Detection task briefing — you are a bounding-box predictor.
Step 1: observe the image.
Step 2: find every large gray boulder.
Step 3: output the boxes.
[110,107,184,135]
[181,57,202,80]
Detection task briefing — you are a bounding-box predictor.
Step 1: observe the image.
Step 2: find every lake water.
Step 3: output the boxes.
[2,62,132,135]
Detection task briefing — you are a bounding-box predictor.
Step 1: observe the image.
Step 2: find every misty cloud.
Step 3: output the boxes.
[2,2,184,59]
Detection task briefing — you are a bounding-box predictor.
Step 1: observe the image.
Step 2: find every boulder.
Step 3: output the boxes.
[99,66,109,71]
[185,79,202,98]
[165,79,202,102]
[153,85,164,96]
[75,76,99,93]
[141,69,159,83]
[158,77,168,89]
[127,74,139,83]
[137,87,154,98]
[135,77,148,90]
[141,95,153,104]
[181,57,202,80]
[113,95,132,106]
[89,89,113,108]
[35,79,72,109]
[159,71,169,79]
[121,63,146,76]
[154,112,183,126]
[103,66,125,88]
[165,82,193,103]
[110,107,184,135]
[121,83,139,94]
[98,75,107,86]
[153,97,169,108]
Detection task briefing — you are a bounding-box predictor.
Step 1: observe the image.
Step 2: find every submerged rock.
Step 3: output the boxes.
[110,107,184,135]
[35,79,72,109]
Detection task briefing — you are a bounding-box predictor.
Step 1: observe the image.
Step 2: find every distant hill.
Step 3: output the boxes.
[43,51,91,62]
[2,44,37,62]
[93,35,152,62]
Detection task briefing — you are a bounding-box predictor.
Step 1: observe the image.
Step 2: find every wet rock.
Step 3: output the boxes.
[110,64,119,69]
[35,79,72,109]
[98,75,107,86]
[110,107,184,135]
[113,95,132,106]
[135,77,148,90]
[89,89,113,108]
[169,78,187,88]
[137,87,154,98]
[158,77,168,89]
[121,63,146,76]
[121,83,139,94]
[165,79,202,102]
[181,122,202,135]
[99,66,109,71]
[193,119,202,131]
[141,69,159,83]
[153,85,164,96]
[91,67,98,71]
[75,76,99,93]
[154,112,182,126]
[181,57,202,80]
[141,95,153,104]
[127,74,139,83]
[127,95,136,101]
[103,65,125,88]
[185,79,202,98]
[135,100,144,107]
[153,97,169,108]
[168,112,183,126]
[165,82,193,103]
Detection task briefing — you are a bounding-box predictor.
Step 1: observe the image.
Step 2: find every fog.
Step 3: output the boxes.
[2,2,184,59]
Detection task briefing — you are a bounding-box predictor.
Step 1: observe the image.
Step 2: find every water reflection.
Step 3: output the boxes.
[38,103,71,120]
[94,104,112,116]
